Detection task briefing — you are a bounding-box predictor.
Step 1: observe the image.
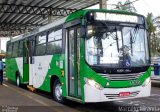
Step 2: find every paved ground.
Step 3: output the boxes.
[151,71,160,80]
[0,78,160,112]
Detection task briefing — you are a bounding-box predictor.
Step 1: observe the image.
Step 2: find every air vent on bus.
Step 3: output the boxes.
[100,72,145,81]
[105,91,140,99]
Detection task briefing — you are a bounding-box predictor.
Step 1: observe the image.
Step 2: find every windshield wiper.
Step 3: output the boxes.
[130,31,133,55]
[106,27,119,52]
[130,25,140,55]
[115,27,119,52]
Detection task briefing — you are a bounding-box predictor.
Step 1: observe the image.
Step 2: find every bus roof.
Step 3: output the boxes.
[65,9,142,23]
[8,9,142,44]
[8,17,67,43]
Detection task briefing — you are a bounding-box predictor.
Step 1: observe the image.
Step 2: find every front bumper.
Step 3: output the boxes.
[84,81,151,102]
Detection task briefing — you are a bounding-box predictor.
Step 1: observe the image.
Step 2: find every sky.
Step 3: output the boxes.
[89,0,160,17]
[131,0,160,17]
[1,0,160,51]
[1,38,10,52]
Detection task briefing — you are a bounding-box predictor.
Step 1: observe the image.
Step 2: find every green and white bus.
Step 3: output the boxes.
[6,9,151,103]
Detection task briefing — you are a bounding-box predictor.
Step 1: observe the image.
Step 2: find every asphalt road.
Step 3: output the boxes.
[0,79,160,112]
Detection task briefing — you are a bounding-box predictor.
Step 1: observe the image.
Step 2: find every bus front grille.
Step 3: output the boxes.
[104,91,140,99]
[100,72,145,81]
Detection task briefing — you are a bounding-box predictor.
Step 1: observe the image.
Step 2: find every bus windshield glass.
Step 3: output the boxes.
[85,23,149,67]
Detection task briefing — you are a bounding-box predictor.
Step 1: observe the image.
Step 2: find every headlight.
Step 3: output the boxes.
[84,78,103,90]
[142,77,151,87]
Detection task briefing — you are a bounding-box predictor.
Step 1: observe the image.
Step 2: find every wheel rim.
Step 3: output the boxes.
[55,84,62,101]
[16,76,20,86]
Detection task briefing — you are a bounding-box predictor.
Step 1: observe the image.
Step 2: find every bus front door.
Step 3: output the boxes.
[67,27,82,99]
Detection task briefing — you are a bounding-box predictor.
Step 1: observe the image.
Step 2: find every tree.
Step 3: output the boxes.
[146,13,160,56]
[153,16,160,56]
[115,0,137,12]
[146,13,156,56]
[147,13,155,37]
[153,16,160,36]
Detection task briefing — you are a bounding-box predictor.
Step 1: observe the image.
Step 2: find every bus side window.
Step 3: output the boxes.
[6,44,9,58]
[12,42,19,58]
[35,32,47,56]
[46,29,62,55]
[18,40,23,57]
[29,37,36,64]
[7,43,13,58]
[24,41,29,64]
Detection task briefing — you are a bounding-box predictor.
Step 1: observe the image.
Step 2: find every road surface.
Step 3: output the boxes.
[0,79,160,112]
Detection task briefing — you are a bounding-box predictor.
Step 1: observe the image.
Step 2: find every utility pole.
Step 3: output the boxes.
[48,15,53,23]
[48,9,53,23]
[99,0,107,9]
[24,28,28,37]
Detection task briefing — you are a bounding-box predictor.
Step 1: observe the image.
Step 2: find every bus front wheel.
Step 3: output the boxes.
[52,79,65,103]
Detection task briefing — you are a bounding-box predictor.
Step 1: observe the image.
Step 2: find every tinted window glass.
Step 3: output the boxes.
[48,29,62,42]
[35,33,47,56]
[18,41,23,57]
[35,44,46,55]
[7,44,13,58]
[36,33,46,44]
[12,42,19,58]
[47,29,62,55]
[47,40,62,54]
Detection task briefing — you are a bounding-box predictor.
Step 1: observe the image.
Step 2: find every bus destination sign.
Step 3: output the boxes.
[94,12,144,24]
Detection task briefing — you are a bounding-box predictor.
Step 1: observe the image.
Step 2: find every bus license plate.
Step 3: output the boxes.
[119,92,130,97]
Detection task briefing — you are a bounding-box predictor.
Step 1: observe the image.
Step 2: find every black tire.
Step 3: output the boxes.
[52,79,65,103]
[16,75,21,87]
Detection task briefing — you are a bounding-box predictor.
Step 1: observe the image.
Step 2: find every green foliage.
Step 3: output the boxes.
[146,13,156,56]
[146,13,160,56]
[146,13,155,35]
[116,0,137,12]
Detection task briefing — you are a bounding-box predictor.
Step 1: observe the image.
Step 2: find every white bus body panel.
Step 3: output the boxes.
[29,57,34,85]
[32,55,53,88]
[15,57,23,78]
[84,81,151,102]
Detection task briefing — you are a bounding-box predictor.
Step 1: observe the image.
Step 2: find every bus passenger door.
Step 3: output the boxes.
[29,38,35,85]
[67,27,82,99]
[23,40,29,83]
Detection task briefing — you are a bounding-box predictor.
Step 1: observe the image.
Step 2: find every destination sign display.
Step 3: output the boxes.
[94,12,144,24]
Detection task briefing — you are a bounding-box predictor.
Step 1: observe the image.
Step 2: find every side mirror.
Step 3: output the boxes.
[86,25,94,39]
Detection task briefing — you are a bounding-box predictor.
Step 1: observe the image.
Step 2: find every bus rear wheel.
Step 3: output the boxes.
[52,79,65,103]
[16,75,20,87]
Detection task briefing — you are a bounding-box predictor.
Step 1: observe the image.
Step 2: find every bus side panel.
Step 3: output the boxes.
[23,64,29,82]
[6,58,19,82]
[31,55,52,89]
[37,54,66,96]
[15,57,24,83]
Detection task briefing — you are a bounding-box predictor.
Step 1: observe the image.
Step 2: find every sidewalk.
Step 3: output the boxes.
[151,71,160,80]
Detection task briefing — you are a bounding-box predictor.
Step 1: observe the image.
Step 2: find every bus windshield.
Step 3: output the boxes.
[85,24,149,67]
